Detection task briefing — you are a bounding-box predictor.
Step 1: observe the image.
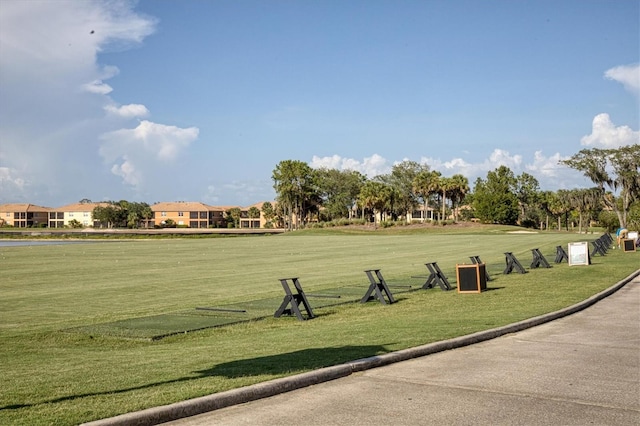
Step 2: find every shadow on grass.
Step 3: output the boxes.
[0,345,389,411]
[195,345,389,378]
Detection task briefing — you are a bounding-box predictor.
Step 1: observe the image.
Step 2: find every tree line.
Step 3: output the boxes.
[272,144,640,232]
[67,145,637,232]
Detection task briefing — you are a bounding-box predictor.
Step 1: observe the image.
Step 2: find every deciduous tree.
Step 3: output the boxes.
[561,145,640,228]
[472,166,519,225]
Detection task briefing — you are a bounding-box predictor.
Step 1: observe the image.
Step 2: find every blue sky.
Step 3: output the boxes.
[1,0,638,207]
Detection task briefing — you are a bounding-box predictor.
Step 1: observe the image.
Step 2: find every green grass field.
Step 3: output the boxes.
[1,226,638,425]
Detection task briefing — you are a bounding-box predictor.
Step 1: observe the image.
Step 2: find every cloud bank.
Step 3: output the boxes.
[580,113,639,148]
[604,63,640,96]
[0,0,199,203]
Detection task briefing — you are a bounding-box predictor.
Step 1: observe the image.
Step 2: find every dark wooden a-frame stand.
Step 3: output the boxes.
[419,262,453,291]
[469,255,491,281]
[591,238,608,257]
[361,269,396,304]
[503,252,527,274]
[555,245,568,263]
[274,277,315,321]
[530,248,551,268]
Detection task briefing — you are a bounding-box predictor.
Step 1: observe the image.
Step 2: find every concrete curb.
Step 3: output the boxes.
[83,269,640,426]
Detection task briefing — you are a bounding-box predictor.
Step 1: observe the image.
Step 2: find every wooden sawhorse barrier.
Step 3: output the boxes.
[591,237,608,257]
[274,277,315,321]
[555,245,568,263]
[503,252,527,274]
[469,255,491,281]
[530,248,551,269]
[361,269,396,305]
[412,262,453,291]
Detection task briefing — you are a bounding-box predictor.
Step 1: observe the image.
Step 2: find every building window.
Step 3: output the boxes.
[178,212,184,217]
[190,212,198,219]
[161,211,167,217]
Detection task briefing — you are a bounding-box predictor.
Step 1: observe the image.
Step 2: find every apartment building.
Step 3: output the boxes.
[151,201,226,228]
[150,201,271,228]
[0,203,51,228]
[48,202,112,228]
[1,201,274,229]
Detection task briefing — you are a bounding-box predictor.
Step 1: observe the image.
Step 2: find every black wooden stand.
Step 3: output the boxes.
[555,245,568,263]
[503,252,527,274]
[469,255,491,281]
[530,248,551,268]
[274,277,315,320]
[361,269,396,304]
[412,262,452,291]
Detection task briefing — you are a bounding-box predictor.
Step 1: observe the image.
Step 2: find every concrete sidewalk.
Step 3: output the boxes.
[88,270,640,426]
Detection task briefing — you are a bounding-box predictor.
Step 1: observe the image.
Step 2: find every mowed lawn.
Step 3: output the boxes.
[0,227,638,425]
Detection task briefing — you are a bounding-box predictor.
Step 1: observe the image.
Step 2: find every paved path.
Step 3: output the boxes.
[87,271,640,426]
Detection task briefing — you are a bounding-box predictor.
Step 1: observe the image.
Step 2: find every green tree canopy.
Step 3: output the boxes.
[314,168,366,221]
[514,172,541,226]
[247,206,260,228]
[225,207,241,228]
[561,145,640,228]
[272,160,318,230]
[358,180,392,226]
[472,166,519,225]
[386,160,429,222]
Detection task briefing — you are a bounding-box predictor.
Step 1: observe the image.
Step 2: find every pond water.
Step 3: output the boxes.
[0,240,99,247]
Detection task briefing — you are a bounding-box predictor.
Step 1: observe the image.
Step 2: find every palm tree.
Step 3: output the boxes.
[272,160,316,230]
[548,189,573,231]
[438,175,455,221]
[358,181,391,227]
[247,206,261,228]
[568,188,601,234]
[412,170,441,222]
[413,171,433,222]
[449,174,469,222]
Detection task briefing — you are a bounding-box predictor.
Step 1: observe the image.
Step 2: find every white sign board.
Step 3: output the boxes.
[628,231,638,241]
[568,242,589,266]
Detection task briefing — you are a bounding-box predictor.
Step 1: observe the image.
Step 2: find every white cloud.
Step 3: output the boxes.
[309,148,587,192]
[580,113,639,148]
[0,0,158,204]
[105,103,150,118]
[525,151,568,178]
[100,120,199,186]
[421,149,522,179]
[487,149,523,168]
[310,153,390,177]
[82,79,113,95]
[110,156,140,187]
[604,63,640,96]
